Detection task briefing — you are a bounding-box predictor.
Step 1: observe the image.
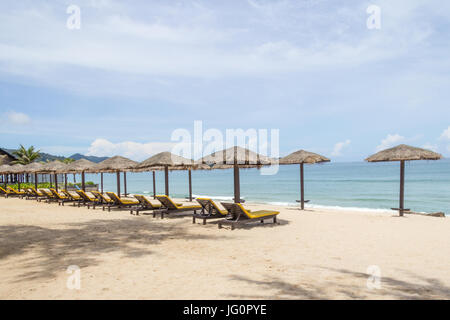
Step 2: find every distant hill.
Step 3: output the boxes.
[4,148,65,162]
[69,153,108,163]
[2,148,108,163]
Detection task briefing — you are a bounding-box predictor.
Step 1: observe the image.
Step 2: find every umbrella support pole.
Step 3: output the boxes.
[124,172,127,197]
[188,169,192,202]
[300,163,305,210]
[116,171,121,198]
[164,166,169,196]
[54,173,58,192]
[152,171,156,199]
[399,160,405,217]
[234,164,240,203]
[82,172,86,192]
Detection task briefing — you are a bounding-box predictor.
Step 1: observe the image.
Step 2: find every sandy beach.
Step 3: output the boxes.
[0,196,449,300]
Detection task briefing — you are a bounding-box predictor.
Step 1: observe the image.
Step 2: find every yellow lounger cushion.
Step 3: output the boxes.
[236,204,279,219]
[156,195,201,210]
[7,187,25,195]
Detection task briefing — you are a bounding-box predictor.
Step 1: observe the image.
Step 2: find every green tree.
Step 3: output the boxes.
[61,158,75,164]
[12,145,40,165]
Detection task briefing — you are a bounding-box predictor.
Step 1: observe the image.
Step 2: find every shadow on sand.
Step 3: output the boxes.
[227,266,450,299]
[0,218,222,282]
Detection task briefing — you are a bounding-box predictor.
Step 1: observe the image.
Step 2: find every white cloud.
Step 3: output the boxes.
[331,139,351,156]
[376,134,405,151]
[440,126,450,140]
[422,143,438,152]
[0,0,443,95]
[6,111,31,125]
[86,138,176,161]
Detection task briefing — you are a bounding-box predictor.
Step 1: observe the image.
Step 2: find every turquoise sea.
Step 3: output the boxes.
[83,159,450,215]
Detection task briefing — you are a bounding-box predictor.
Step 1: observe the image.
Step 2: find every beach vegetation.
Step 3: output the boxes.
[11,145,40,165]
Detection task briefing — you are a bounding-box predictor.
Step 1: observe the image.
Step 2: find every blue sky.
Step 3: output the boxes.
[1,0,449,161]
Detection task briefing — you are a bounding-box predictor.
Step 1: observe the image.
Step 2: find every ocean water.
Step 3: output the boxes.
[82,159,450,215]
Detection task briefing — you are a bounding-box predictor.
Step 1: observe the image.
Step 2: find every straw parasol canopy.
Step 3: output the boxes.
[58,158,97,192]
[280,150,330,165]
[38,161,69,192]
[92,156,138,172]
[22,162,45,173]
[365,144,442,162]
[0,164,12,174]
[9,164,26,173]
[200,146,273,166]
[199,146,276,203]
[280,150,331,210]
[40,160,69,173]
[135,152,198,170]
[365,144,443,216]
[64,159,96,173]
[135,152,206,198]
[91,156,138,197]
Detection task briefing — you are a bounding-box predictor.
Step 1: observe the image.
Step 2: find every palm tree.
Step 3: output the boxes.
[12,145,41,183]
[12,145,40,164]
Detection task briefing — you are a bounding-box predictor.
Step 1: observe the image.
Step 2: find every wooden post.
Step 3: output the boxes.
[300,163,305,210]
[64,174,67,191]
[101,173,103,193]
[18,174,21,191]
[124,171,127,196]
[49,174,52,188]
[34,173,38,190]
[399,160,405,217]
[82,172,86,192]
[116,171,121,198]
[164,166,169,196]
[54,173,58,192]
[234,163,240,203]
[152,171,156,199]
[188,169,192,201]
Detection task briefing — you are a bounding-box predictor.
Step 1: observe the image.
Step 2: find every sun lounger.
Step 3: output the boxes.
[90,191,113,209]
[39,189,58,203]
[49,188,76,206]
[131,195,162,215]
[5,186,26,198]
[193,198,228,225]
[76,190,101,208]
[154,195,201,219]
[104,192,139,212]
[61,190,82,205]
[0,186,13,198]
[27,187,46,200]
[219,202,279,230]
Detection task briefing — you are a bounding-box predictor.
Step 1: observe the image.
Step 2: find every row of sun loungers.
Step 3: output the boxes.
[1,186,280,229]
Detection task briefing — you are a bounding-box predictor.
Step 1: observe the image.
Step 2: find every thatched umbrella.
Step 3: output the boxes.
[0,164,12,187]
[366,144,442,216]
[63,159,96,192]
[135,152,203,199]
[22,162,45,190]
[200,146,274,203]
[92,156,138,197]
[9,164,26,190]
[280,150,330,210]
[40,161,68,192]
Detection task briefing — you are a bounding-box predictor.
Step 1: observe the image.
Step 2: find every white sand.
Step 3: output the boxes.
[0,196,449,299]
